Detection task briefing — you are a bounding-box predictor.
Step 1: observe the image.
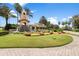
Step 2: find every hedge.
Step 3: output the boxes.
[0,31,9,36]
[73,29,79,32]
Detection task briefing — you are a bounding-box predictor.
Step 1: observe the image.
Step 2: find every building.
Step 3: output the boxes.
[18,9,46,32]
[29,23,46,32]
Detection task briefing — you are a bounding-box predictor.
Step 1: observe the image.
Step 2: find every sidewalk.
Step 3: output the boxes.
[64,31,79,36]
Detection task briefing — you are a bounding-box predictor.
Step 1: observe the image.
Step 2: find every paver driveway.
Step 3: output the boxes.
[0,35,79,56]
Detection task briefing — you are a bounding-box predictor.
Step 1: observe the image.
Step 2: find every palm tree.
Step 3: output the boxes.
[0,4,16,26]
[14,3,22,24]
[68,21,71,26]
[58,21,61,25]
[62,22,65,26]
[24,8,33,18]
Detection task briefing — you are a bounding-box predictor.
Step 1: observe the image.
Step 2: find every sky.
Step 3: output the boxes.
[0,3,79,27]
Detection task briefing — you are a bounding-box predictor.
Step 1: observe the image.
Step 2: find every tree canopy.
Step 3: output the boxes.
[39,16,47,25]
[71,15,79,29]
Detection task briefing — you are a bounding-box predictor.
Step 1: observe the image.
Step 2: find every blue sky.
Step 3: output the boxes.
[0,3,79,27]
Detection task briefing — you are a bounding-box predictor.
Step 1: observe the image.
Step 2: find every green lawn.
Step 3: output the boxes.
[0,28,3,32]
[0,34,73,48]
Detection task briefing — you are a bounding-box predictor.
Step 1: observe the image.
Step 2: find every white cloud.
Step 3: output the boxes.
[10,10,15,13]
[68,16,72,19]
[62,16,72,22]
[31,10,35,13]
[19,3,26,6]
[48,17,58,25]
[31,10,37,13]
[10,10,17,17]
[62,18,67,22]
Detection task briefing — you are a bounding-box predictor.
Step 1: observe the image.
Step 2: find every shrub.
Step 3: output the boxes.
[13,32,24,34]
[58,32,62,34]
[57,28,63,32]
[0,31,9,36]
[53,29,58,32]
[11,24,17,29]
[39,32,44,36]
[4,24,17,31]
[50,32,53,34]
[44,30,49,33]
[73,29,79,32]
[4,24,12,30]
[24,32,31,36]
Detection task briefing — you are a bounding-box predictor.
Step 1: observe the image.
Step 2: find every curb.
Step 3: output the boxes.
[65,31,79,36]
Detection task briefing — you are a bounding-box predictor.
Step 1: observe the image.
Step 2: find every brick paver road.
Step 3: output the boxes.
[0,35,79,56]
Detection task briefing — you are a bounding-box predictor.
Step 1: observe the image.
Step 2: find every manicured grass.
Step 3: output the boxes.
[0,28,3,32]
[0,34,73,48]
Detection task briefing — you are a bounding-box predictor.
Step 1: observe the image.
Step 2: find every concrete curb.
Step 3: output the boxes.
[65,31,79,36]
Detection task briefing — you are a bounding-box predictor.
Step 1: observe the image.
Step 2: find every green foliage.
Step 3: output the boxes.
[53,24,59,29]
[0,31,9,36]
[14,3,22,14]
[13,32,24,34]
[14,3,33,18]
[57,28,63,32]
[0,4,16,26]
[4,24,12,30]
[53,29,58,32]
[62,25,72,31]
[72,15,79,29]
[39,16,47,25]
[62,21,71,26]
[25,8,33,18]
[4,24,17,30]
[10,24,17,29]
[46,21,51,29]
[73,29,79,32]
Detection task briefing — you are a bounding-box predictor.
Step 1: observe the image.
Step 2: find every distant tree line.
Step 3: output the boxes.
[39,16,59,31]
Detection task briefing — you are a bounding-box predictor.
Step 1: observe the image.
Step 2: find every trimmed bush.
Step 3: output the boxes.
[73,29,79,32]
[39,32,44,36]
[4,24,17,31]
[53,29,58,32]
[24,32,31,36]
[11,24,17,29]
[58,32,62,34]
[50,32,53,34]
[0,31,9,36]
[57,28,63,32]
[4,24,12,31]
[13,32,24,34]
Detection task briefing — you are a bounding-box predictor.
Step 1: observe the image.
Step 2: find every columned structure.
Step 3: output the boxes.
[29,23,46,32]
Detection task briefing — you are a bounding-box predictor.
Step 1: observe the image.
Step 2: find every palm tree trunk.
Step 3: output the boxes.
[5,18,8,26]
[16,12,19,31]
[17,12,19,25]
